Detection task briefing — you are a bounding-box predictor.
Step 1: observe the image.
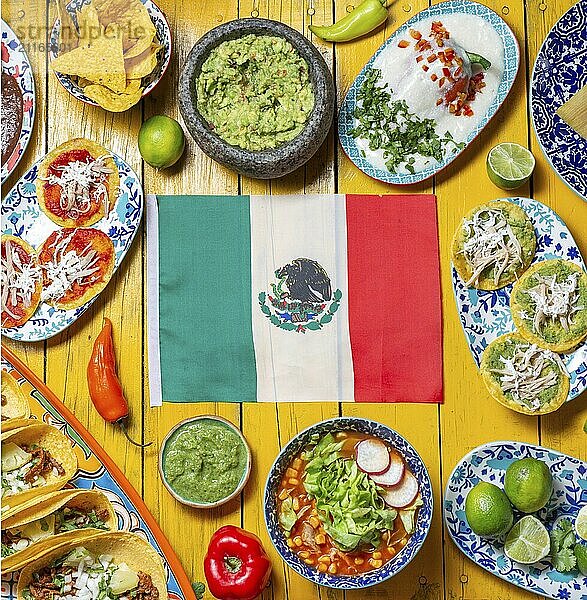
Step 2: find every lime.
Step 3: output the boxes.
[504,458,553,513]
[576,505,587,541]
[504,515,550,564]
[574,543,587,576]
[465,481,513,537]
[139,115,185,169]
[486,143,535,190]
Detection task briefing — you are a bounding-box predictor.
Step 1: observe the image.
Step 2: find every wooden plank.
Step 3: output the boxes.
[435,0,543,597]
[526,0,587,463]
[140,3,241,597]
[41,0,146,494]
[2,0,49,378]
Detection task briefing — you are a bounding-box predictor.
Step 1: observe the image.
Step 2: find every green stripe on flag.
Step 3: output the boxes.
[157,195,256,402]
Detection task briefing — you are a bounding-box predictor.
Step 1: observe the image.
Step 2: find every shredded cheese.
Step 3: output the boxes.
[490,342,567,411]
[521,272,584,332]
[1,241,41,320]
[39,155,113,219]
[460,208,523,286]
[40,232,102,302]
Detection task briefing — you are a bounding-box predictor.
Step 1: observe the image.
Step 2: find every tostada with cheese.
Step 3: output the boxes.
[36,139,119,228]
[1,422,77,510]
[16,531,168,600]
[1,235,42,329]
[1,489,117,573]
[1,371,31,432]
[451,201,536,290]
[38,228,115,310]
[510,259,587,353]
[480,332,569,415]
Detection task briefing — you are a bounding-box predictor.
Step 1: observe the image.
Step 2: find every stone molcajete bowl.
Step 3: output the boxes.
[178,18,335,179]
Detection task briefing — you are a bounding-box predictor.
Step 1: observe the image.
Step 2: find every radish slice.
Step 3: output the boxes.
[355,439,390,474]
[381,471,419,508]
[370,451,405,487]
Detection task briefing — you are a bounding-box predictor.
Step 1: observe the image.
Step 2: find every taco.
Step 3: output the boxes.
[480,333,569,415]
[2,489,117,573]
[1,423,77,509]
[511,259,587,353]
[17,531,167,600]
[1,371,31,428]
[451,201,536,290]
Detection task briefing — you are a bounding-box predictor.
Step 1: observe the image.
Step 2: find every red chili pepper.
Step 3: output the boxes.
[204,526,272,600]
[87,318,151,448]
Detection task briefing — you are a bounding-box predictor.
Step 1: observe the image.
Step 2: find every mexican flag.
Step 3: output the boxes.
[147,194,442,404]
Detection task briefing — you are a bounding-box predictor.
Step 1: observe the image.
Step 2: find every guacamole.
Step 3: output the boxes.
[196,34,315,151]
[162,418,248,504]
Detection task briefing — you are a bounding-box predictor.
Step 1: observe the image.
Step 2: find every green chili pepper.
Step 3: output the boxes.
[309,0,389,43]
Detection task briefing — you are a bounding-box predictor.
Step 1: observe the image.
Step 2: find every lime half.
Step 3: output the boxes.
[504,515,550,564]
[576,505,587,541]
[487,143,535,190]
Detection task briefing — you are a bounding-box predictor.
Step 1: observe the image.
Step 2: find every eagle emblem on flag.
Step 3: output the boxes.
[258,258,342,333]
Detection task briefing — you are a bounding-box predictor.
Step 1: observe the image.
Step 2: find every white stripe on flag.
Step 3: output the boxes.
[250,194,354,402]
[146,194,162,408]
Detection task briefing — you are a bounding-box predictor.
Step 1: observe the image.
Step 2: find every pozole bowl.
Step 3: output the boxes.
[264,417,433,589]
[178,18,335,179]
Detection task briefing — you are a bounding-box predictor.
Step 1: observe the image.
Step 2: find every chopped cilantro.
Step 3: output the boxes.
[350,68,465,174]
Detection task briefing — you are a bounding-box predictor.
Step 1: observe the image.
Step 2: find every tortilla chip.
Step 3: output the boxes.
[84,82,143,112]
[51,24,126,93]
[77,77,93,88]
[125,43,160,79]
[124,79,142,94]
[77,2,102,48]
[93,0,156,56]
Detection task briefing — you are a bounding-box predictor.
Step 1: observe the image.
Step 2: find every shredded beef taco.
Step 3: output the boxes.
[2,489,117,573]
[17,531,168,600]
[511,259,587,353]
[480,333,569,415]
[1,371,31,429]
[451,201,536,290]
[1,423,77,510]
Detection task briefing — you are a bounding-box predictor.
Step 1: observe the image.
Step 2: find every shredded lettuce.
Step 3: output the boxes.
[399,494,423,534]
[302,433,398,552]
[278,496,298,533]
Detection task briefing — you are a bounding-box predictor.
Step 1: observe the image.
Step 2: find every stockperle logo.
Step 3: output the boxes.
[258,258,342,333]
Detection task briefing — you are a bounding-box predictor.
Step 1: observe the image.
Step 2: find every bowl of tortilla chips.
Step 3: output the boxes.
[49,0,171,112]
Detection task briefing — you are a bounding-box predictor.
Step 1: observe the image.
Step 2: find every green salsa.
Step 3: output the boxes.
[162,419,248,504]
[196,34,315,151]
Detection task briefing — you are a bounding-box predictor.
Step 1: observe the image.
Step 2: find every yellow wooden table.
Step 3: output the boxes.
[2,0,587,598]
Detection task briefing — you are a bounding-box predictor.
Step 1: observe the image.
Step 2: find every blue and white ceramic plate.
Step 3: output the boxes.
[2,150,143,342]
[452,197,587,401]
[264,417,433,589]
[49,0,171,108]
[531,0,587,201]
[1,20,35,183]
[338,0,519,185]
[445,441,587,599]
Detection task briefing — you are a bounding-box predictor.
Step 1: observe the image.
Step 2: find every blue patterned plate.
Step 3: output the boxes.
[2,149,143,342]
[444,441,587,599]
[264,417,433,589]
[0,346,195,600]
[531,0,587,201]
[1,20,35,183]
[452,197,587,401]
[338,0,519,184]
[49,0,171,108]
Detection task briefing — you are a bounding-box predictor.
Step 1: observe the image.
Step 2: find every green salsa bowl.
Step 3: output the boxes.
[158,415,252,508]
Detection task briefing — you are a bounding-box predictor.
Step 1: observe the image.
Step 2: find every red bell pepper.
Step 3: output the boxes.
[204,526,272,600]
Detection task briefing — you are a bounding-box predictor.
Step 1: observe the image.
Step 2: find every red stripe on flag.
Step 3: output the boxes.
[346,195,443,403]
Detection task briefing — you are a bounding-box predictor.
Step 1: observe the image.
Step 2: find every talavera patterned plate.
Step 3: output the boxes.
[531,0,587,201]
[445,441,587,599]
[2,150,143,342]
[451,196,587,402]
